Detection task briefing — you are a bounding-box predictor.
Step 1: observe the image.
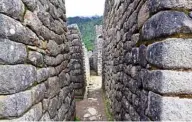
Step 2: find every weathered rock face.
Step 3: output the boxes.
[0,0,75,121]
[92,25,103,76]
[67,24,86,99]
[103,0,192,121]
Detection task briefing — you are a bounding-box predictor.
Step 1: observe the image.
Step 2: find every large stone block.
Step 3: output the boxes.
[24,10,64,44]
[0,39,27,64]
[146,92,192,121]
[45,77,60,98]
[147,38,192,69]
[141,11,192,41]
[48,96,59,118]
[0,14,39,46]
[31,83,46,104]
[22,0,37,11]
[0,65,37,94]
[0,90,32,118]
[143,70,192,94]
[44,54,64,66]
[47,40,62,56]
[58,104,69,120]
[28,51,44,67]
[138,0,192,28]
[40,112,51,121]
[14,103,43,121]
[37,68,50,83]
[0,0,25,21]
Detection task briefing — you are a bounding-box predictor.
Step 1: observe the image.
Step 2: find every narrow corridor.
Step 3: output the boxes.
[75,75,108,121]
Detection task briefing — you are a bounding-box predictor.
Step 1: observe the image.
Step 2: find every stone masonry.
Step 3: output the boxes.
[67,24,86,99]
[0,0,75,121]
[102,0,192,121]
[92,25,103,75]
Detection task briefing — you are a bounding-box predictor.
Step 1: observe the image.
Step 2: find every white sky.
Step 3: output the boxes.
[65,0,105,17]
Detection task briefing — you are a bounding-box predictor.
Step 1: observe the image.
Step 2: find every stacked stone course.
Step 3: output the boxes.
[92,25,103,76]
[67,24,86,99]
[0,0,75,121]
[102,0,192,121]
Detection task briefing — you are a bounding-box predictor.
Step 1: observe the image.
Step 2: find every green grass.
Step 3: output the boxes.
[74,116,81,121]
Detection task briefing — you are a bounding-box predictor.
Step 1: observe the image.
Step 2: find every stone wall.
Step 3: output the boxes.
[67,24,86,99]
[103,0,192,121]
[0,0,75,121]
[92,25,103,75]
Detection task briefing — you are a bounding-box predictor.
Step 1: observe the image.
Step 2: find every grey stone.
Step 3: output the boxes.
[44,54,64,66]
[47,67,57,76]
[58,104,69,120]
[59,71,70,88]
[146,92,192,121]
[37,11,65,35]
[0,90,32,118]
[47,40,62,56]
[28,51,44,67]
[190,11,192,18]
[22,0,37,11]
[131,48,139,64]
[24,10,64,44]
[138,0,192,28]
[0,39,27,64]
[0,0,25,21]
[147,38,192,69]
[40,112,51,121]
[48,96,59,118]
[0,14,39,46]
[31,83,46,104]
[15,103,43,121]
[144,70,192,94]
[138,1,150,29]
[0,65,37,94]
[55,60,68,74]
[42,99,49,112]
[148,0,192,14]
[139,45,147,67]
[141,11,192,41]
[37,68,50,83]
[45,77,60,98]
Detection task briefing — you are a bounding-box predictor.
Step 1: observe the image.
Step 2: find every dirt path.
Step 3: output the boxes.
[76,76,108,121]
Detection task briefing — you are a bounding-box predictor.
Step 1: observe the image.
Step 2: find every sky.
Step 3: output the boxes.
[65,0,105,17]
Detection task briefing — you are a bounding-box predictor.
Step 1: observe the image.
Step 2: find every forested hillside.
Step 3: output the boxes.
[67,16,103,51]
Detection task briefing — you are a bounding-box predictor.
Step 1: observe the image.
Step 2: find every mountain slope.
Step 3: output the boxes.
[67,16,103,51]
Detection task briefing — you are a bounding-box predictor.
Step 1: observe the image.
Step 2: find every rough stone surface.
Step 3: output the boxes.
[146,92,192,121]
[0,90,32,118]
[141,11,192,41]
[67,24,86,98]
[0,39,27,64]
[103,0,192,121]
[28,51,44,67]
[0,65,37,94]
[147,38,192,69]
[144,70,192,94]
[15,103,43,121]
[0,0,75,121]
[0,0,25,21]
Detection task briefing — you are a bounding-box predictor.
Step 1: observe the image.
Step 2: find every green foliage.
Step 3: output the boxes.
[74,116,81,121]
[67,16,103,51]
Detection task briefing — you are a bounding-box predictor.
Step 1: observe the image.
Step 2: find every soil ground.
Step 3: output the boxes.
[76,76,108,121]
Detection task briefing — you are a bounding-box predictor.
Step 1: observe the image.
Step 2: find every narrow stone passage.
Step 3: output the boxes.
[76,75,108,121]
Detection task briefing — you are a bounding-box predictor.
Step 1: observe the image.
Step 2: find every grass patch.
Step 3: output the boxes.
[74,116,81,121]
